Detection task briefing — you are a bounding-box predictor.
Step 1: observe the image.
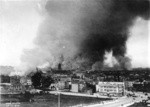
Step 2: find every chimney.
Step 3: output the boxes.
[58,63,62,70]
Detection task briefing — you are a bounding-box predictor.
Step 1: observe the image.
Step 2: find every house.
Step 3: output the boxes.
[0,83,26,94]
[53,75,71,82]
[10,76,21,85]
[124,81,134,90]
[49,81,66,90]
[74,71,85,79]
[9,84,26,94]
[52,75,71,90]
[8,76,26,93]
[49,83,57,90]
[0,83,11,94]
[20,77,27,85]
[26,79,32,86]
[49,75,71,91]
[20,77,32,86]
[20,77,33,91]
[96,82,125,97]
[30,89,42,94]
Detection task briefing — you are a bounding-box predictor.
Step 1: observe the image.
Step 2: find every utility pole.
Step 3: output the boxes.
[58,92,60,107]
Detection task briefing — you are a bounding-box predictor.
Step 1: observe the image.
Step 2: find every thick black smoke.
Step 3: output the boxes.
[77,0,150,62]
[21,0,150,71]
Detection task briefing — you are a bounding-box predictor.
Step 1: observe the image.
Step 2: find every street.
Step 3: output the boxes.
[87,92,148,107]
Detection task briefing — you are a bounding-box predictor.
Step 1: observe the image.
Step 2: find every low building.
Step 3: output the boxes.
[96,82,125,97]
[70,79,86,93]
[0,83,11,94]
[57,81,66,90]
[49,83,57,90]
[20,77,32,86]
[71,83,79,92]
[75,71,85,79]
[9,84,26,94]
[86,89,93,95]
[53,75,71,82]
[30,89,42,94]
[26,79,32,86]
[125,81,134,91]
[49,80,71,91]
[20,77,33,91]
[10,76,21,85]
[52,75,71,90]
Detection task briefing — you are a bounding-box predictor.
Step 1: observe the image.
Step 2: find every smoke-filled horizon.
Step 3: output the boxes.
[19,0,150,72]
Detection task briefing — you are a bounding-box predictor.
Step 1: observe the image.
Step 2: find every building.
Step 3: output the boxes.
[125,81,134,91]
[49,83,57,90]
[0,83,11,94]
[10,76,21,85]
[71,83,79,92]
[26,79,32,86]
[57,81,66,90]
[74,71,86,79]
[20,77,33,91]
[53,75,71,82]
[9,84,26,94]
[96,82,125,97]
[0,82,26,94]
[70,79,86,93]
[20,77,32,86]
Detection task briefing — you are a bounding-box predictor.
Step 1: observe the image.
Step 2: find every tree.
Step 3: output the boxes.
[41,76,54,88]
[31,70,54,89]
[31,71,42,88]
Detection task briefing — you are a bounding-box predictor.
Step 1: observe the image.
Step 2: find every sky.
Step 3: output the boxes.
[0,0,42,66]
[0,0,150,68]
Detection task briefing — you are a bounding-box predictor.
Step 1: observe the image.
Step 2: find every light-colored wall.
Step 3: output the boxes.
[71,84,78,92]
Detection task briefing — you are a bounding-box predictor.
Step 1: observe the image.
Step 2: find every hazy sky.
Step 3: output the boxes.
[0,0,42,66]
[0,0,149,68]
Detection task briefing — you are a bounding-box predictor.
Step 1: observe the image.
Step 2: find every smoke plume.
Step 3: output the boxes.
[21,0,150,71]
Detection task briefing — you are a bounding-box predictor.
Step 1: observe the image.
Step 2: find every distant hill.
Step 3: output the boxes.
[0,66,15,75]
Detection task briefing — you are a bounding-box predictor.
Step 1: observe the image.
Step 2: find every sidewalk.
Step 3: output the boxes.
[49,91,112,98]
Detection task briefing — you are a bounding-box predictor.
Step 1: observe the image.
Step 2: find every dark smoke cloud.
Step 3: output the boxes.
[79,0,150,62]
[21,0,150,71]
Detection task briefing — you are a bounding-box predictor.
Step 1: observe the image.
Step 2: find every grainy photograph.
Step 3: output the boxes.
[0,0,150,107]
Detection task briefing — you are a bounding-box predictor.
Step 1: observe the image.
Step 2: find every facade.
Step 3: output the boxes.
[57,81,66,90]
[0,83,11,94]
[96,82,125,97]
[75,72,85,79]
[70,79,86,93]
[9,84,26,94]
[26,79,32,85]
[49,83,57,90]
[125,81,134,90]
[71,83,79,92]
[10,76,20,85]
[52,75,71,90]
[20,77,32,86]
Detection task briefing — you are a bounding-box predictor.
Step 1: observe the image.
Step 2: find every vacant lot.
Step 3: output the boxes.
[0,94,112,107]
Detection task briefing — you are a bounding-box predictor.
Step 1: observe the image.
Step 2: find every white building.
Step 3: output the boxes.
[71,83,79,92]
[96,82,125,97]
